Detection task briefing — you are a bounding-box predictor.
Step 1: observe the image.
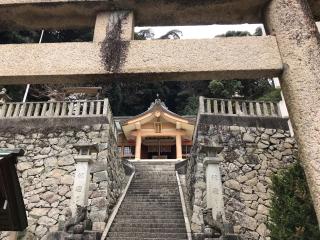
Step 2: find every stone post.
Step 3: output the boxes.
[199,96,205,113]
[265,0,320,224]
[274,78,294,136]
[200,143,225,220]
[71,144,98,216]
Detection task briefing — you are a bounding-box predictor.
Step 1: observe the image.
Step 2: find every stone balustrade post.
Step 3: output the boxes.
[199,96,205,113]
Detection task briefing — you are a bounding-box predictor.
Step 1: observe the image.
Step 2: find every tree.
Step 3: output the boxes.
[0,29,93,102]
[134,29,182,40]
[0,30,41,44]
[208,27,280,101]
[268,162,320,240]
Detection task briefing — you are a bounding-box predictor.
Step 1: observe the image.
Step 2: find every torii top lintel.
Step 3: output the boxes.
[0,0,308,30]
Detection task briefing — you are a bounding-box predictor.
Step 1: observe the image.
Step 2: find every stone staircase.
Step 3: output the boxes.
[107,160,188,240]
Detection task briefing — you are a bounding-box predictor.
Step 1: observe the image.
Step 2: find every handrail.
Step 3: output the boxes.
[198,97,281,117]
[176,171,192,240]
[100,170,135,240]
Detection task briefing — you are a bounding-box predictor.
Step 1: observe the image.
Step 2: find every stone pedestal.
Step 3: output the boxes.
[204,157,225,221]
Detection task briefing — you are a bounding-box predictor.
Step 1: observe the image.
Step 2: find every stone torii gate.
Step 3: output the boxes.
[0,0,320,225]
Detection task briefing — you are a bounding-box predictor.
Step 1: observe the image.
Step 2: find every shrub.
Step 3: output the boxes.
[268,162,320,240]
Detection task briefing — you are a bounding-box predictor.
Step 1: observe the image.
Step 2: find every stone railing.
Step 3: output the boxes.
[193,97,285,144]
[0,98,117,140]
[0,99,107,118]
[199,97,281,117]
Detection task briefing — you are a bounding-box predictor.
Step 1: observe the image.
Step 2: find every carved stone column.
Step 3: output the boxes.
[265,0,320,224]
[71,144,98,216]
[200,143,225,221]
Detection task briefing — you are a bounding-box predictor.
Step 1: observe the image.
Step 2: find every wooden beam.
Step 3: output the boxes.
[0,37,283,84]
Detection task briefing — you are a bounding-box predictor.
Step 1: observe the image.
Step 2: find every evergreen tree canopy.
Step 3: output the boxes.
[209,27,280,100]
[268,162,320,240]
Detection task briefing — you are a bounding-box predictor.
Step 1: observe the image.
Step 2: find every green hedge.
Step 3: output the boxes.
[268,162,320,239]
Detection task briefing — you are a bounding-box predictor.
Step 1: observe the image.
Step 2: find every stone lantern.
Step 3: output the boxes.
[71,144,99,216]
[199,142,225,221]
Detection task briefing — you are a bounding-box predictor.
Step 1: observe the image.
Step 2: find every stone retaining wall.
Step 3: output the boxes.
[0,123,126,240]
[186,125,297,240]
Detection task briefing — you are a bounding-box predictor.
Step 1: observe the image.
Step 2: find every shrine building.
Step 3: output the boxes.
[116,98,195,160]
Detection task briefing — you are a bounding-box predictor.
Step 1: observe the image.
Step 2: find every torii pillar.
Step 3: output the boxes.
[265,0,320,224]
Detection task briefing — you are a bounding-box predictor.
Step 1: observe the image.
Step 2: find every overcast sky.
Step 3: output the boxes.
[135,24,265,39]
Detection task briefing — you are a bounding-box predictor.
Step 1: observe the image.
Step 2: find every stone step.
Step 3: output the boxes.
[120,205,183,210]
[126,192,179,195]
[115,213,184,219]
[120,202,183,207]
[117,211,183,216]
[127,188,179,192]
[108,161,187,239]
[122,198,180,202]
[123,198,180,202]
[113,218,185,224]
[132,180,177,183]
[134,174,176,176]
[111,222,186,228]
[133,178,177,181]
[109,226,187,233]
[121,201,182,205]
[129,185,178,187]
[107,238,187,240]
[130,184,178,187]
[122,197,181,200]
[128,188,179,191]
[134,173,176,175]
[107,232,187,238]
[124,195,180,198]
[133,167,176,169]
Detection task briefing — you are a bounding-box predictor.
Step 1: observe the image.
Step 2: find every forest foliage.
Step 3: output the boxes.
[268,162,320,240]
[0,27,280,116]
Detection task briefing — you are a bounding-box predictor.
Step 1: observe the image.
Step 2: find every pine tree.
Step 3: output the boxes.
[268,162,320,240]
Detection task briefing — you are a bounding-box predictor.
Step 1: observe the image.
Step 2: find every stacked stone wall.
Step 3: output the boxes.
[186,125,297,240]
[0,123,126,240]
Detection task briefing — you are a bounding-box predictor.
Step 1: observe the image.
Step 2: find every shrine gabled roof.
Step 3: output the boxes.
[122,98,194,126]
[121,98,195,140]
